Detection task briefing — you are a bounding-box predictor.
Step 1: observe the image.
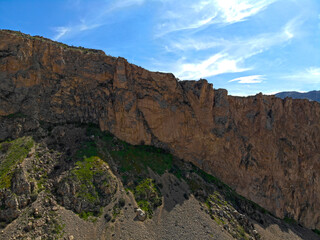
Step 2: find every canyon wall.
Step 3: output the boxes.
[0,30,319,229]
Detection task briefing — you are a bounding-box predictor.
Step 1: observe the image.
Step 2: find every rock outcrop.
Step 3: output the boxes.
[0,30,319,229]
[55,156,117,216]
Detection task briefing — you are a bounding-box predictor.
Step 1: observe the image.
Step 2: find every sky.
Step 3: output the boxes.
[0,0,319,96]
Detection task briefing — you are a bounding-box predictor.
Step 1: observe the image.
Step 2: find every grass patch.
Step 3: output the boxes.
[4,112,27,119]
[207,191,228,207]
[110,144,172,176]
[284,217,297,224]
[75,141,99,160]
[0,137,34,188]
[192,165,231,191]
[313,229,320,236]
[36,172,48,192]
[212,215,225,225]
[71,156,105,203]
[137,200,153,216]
[79,211,99,222]
[237,225,249,240]
[133,178,162,217]
[60,154,116,220]
[85,125,173,177]
[52,218,65,238]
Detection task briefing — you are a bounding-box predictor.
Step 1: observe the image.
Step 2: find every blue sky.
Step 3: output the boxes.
[1,0,319,95]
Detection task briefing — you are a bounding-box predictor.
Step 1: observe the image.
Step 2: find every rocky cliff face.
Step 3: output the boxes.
[0,30,319,229]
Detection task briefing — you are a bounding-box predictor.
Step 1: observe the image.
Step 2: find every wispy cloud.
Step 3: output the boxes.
[164,38,228,52]
[53,27,70,41]
[283,67,320,83]
[176,53,250,79]
[170,18,298,80]
[306,67,320,76]
[167,17,300,53]
[156,0,278,36]
[229,75,265,83]
[215,0,278,24]
[110,0,145,9]
[154,1,310,83]
[53,22,102,41]
[53,21,102,41]
[53,0,145,40]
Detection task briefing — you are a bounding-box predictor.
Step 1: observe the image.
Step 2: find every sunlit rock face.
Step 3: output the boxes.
[1,30,319,229]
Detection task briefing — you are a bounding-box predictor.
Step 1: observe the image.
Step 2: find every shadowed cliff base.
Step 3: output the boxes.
[0,121,319,239]
[0,30,319,233]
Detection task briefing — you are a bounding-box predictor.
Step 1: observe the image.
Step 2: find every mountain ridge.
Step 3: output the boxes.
[276,91,320,102]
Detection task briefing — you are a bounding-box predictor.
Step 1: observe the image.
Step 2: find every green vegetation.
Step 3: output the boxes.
[0,137,34,188]
[237,225,249,240]
[62,154,115,221]
[66,124,270,223]
[206,191,254,240]
[80,125,271,219]
[284,217,297,224]
[49,211,65,239]
[111,198,126,221]
[206,191,229,208]
[36,172,48,192]
[79,210,100,222]
[75,141,99,160]
[313,229,320,236]
[85,124,173,178]
[4,112,27,119]
[87,124,173,174]
[133,178,162,217]
[80,126,172,218]
[192,165,231,190]
[212,215,225,225]
[112,144,172,176]
[71,156,106,203]
[52,218,65,238]
[0,123,303,236]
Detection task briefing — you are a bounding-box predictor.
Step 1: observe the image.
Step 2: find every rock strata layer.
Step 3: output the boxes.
[0,30,319,229]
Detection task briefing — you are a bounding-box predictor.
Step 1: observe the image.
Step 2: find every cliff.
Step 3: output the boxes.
[0,30,319,229]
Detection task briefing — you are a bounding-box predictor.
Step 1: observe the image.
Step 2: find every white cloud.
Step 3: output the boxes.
[167,17,298,53]
[165,38,228,52]
[165,10,309,81]
[169,17,298,80]
[109,0,145,11]
[176,53,250,79]
[229,75,265,83]
[306,67,320,76]
[282,15,306,40]
[283,67,320,83]
[78,20,101,31]
[52,0,145,40]
[156,0,278,36]
[215,0,278,24]
[53,22,102,41]
[53,27,70,41]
